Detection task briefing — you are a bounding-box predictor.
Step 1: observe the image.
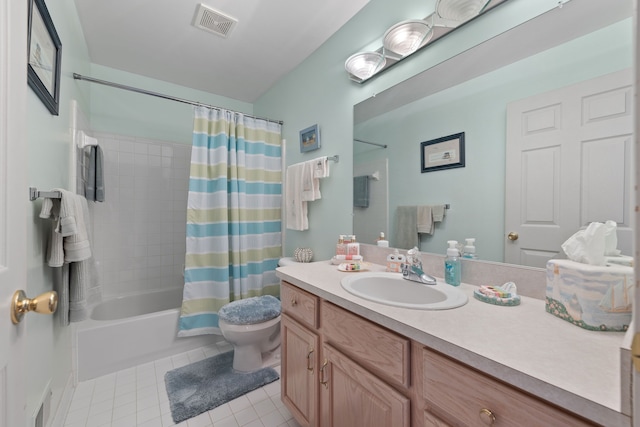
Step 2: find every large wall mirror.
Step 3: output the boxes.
[353,0,634,268]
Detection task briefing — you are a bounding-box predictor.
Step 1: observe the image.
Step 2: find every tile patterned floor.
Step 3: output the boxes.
[63,342,301,427]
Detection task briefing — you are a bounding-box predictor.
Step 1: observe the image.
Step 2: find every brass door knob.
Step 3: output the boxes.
[507,232,519,241]
[11,290,58,324]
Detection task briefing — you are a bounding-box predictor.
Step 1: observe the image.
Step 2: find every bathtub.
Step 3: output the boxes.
[75,288,223,381]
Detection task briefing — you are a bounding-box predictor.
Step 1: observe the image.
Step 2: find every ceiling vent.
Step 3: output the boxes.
[193,4,238,38]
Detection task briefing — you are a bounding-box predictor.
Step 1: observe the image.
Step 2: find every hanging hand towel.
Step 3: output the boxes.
[85,145,105,202]
[417,205,447,235]
[394,206,419,249]
[285,162,309,231]
[313,156,330,178]
[301,160,321,202]
[353,176,369,208]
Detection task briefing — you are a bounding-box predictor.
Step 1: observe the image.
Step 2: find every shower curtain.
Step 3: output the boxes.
[178,106,282,337]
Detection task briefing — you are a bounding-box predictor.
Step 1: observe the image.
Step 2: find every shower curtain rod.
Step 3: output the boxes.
[72,73,284,125]
[354,138,387,148]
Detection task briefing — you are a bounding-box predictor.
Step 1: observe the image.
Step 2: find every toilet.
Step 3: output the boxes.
[218,295,282,372]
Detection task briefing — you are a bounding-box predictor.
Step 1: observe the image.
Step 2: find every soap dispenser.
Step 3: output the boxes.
[444,240,461,286]
[462,238,477,259]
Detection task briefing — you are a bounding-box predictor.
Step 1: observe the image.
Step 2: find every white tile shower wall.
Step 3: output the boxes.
[91,132,191,298]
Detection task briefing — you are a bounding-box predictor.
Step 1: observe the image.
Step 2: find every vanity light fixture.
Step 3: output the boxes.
[345,51,387,82]
[383,19,434,57]
[435,0,491,25]
[345,0,508,83]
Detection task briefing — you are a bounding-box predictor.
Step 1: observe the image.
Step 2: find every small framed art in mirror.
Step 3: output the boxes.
[421,132,465,173]
[27,0,62,115]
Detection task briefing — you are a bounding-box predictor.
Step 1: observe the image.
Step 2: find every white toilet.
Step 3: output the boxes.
[218,295,282,372]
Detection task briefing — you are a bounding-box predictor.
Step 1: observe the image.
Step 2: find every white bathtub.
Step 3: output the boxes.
[75,288,222,381]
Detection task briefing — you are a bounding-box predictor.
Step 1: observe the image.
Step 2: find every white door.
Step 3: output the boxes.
[0,0,28,425]
[505,69,634,267]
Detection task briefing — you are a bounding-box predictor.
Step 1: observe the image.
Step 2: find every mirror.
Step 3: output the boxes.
[353,1,634,266]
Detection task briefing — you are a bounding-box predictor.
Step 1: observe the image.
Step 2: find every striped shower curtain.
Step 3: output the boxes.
[178,106,282,337]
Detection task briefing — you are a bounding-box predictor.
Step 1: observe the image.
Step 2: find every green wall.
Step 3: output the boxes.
[254,0,566,261]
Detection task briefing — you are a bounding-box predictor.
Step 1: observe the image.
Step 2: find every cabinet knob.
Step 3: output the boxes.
[306,349,314,373]
[290,297,297,306]
[479,408,496,425]
[507,231,519,241]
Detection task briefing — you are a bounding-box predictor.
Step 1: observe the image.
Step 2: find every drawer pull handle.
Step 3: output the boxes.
[479,408,496,425]
[306,349,314,373]
[319,359,329,388]
[290,297,297,306]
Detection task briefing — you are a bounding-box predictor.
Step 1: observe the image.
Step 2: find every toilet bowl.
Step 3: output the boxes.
[218,295,282,372]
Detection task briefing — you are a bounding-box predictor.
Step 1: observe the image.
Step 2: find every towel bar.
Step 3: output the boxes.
[29,187,61,201]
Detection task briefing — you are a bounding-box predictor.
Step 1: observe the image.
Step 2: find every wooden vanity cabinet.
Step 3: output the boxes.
[281,282,320,427]
[281,281,411,427]
[280,280,601,427]
[421,349,599,427]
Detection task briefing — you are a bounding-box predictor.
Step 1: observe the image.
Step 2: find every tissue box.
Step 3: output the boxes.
[545,259,633,332]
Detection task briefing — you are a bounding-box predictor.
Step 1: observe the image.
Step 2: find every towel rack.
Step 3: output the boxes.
[327,155,339,163]
[29,187,61,201]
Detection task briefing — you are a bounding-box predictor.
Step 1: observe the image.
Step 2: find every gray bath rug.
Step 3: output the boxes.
[164,351,279,423]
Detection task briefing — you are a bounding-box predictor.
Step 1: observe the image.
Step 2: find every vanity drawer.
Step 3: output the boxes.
[321,301,410,388]
[280,281,319,329]
[422,349,597,427]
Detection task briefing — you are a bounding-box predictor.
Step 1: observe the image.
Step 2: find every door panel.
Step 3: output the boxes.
[506,69,633,267]
[0,0,28,425]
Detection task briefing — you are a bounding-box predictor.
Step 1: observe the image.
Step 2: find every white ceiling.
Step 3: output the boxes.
[73,0,370,103]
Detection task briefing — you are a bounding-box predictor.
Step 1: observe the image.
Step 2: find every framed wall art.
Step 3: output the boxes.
[299,124,320,152]
[421,132,465,173]
[28,0,62,115]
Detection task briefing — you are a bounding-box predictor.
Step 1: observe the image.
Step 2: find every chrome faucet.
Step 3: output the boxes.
[401,261,437,285]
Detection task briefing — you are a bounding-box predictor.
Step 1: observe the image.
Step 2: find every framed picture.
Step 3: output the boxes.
[27,0,62,115]
[299,124,320,152]
[420,132,465,173]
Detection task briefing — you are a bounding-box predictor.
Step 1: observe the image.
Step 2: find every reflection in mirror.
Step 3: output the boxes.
[353,1,633,268]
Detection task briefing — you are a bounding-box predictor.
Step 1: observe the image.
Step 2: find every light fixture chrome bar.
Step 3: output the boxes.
[354,139,388,148]
[72,73,284,125]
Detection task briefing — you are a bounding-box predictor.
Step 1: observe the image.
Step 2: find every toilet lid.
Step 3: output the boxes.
[218,295,281,325]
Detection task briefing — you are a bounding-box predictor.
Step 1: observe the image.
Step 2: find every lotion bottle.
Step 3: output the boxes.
[377,232,389,247]
[444,240,461,286]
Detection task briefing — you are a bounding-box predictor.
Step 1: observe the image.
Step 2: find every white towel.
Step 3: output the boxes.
[313,156,330,178]
[285,163,308,231]
[301,160,321,202]
[39,189,92,265]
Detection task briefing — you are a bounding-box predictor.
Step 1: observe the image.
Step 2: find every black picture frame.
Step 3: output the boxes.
[420,132,465,173]
[27,0,62,115]
[299,124,320,153]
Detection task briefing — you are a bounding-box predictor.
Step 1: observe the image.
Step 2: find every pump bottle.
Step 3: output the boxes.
[444,240,461,286]
[462,238,477,259]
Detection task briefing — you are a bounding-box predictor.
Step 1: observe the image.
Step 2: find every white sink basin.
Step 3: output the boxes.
[341,272,468,310]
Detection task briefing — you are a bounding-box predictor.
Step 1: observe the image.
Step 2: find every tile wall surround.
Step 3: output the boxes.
[360,243,547,299]
[89,132,191,299]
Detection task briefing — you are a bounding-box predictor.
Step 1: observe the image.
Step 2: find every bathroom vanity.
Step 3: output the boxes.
[276,260,630,427]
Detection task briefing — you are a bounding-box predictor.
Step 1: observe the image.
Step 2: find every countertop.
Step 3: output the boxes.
[276,260,630,427]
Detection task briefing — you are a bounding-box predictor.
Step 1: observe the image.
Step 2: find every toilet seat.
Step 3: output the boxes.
[218,295,281,325]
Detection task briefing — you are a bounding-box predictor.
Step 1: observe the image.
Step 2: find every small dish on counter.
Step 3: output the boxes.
[338,262,368,272]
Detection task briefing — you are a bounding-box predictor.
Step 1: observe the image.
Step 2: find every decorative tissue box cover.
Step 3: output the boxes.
[545,259,633,332]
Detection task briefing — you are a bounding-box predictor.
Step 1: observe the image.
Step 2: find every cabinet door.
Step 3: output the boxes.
[282,314,320,427]
[320,344,410,427]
